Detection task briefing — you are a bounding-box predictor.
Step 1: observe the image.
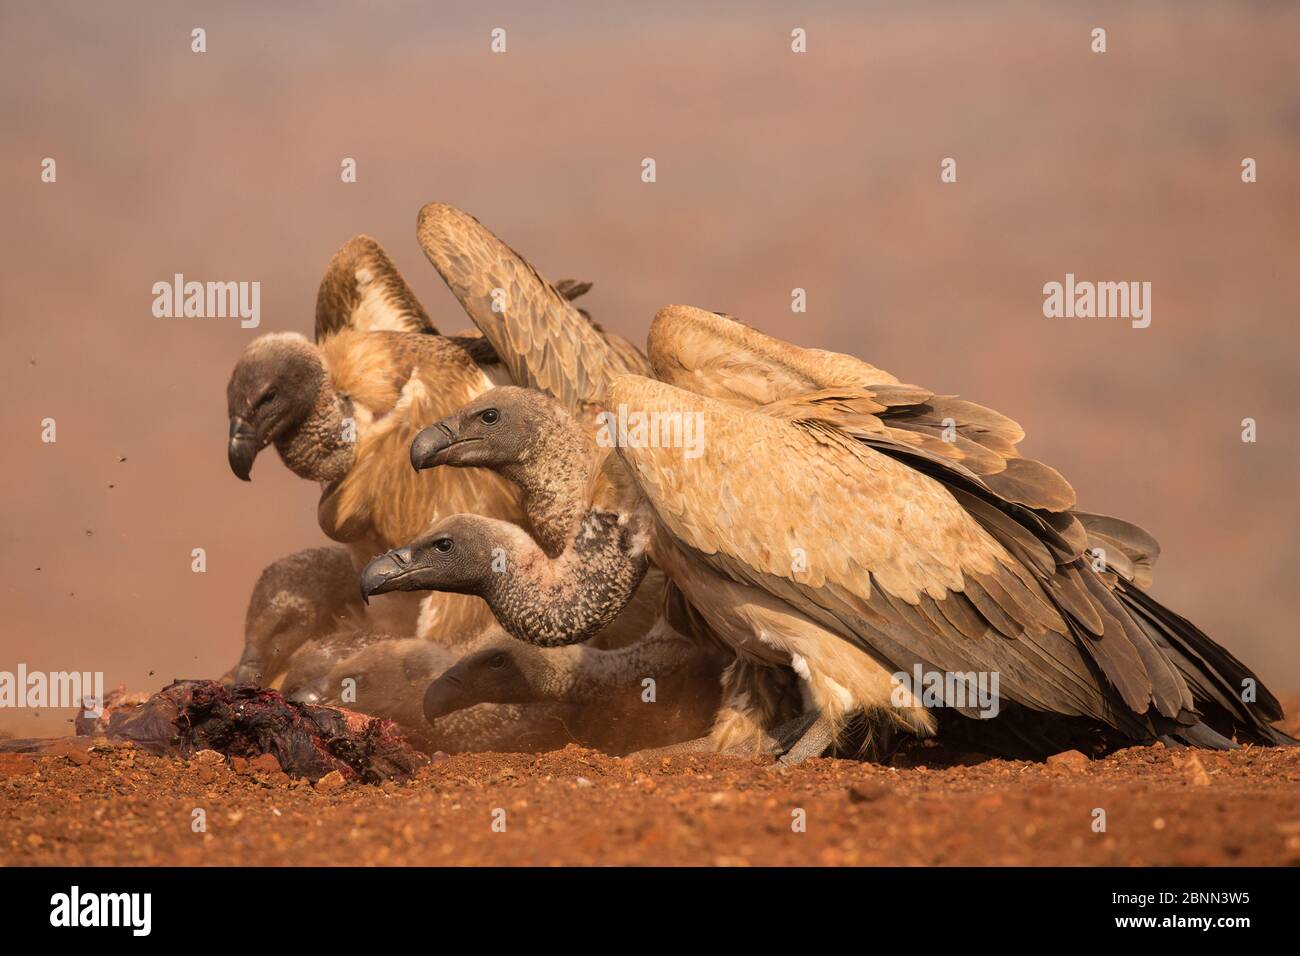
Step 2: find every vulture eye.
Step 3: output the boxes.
[488,653,506,669]
[257,388,277,407]
[479,408,500,426]
[433,538,454,554]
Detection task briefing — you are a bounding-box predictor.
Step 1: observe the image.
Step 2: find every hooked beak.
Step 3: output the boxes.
[423,669,467,723]
[228,416,259,481]
[359,546,419,604]
[410,420,457,471]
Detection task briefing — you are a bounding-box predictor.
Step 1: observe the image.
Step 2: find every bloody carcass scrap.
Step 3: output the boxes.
[94,679,427,783]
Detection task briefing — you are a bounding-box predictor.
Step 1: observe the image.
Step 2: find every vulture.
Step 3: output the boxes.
[225,211,649,677]
[361,304,1289,763]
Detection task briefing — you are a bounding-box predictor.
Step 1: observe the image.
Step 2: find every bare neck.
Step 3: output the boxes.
[481,512,649,647]
[498,424,591,559]
[277,385,354,482]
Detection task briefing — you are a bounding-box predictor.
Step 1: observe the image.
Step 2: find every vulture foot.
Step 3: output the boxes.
[773,713,836,766]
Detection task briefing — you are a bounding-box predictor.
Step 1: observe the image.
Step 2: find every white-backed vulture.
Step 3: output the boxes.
[362,305,1288,761]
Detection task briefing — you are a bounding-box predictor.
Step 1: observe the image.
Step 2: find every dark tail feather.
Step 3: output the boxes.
[1167,722,1238,750]
[1115,580,1290,746]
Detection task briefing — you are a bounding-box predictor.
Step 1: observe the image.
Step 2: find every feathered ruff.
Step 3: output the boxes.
[318,328,525,549]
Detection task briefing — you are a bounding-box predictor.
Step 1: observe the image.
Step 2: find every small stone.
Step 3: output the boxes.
[1046,749,1089,770]
[248,753,282,774]
[848,783,890,803]
[191,749,225,766]
[574,776,593,788]
[45,739,92,766]
[315,770,346,793]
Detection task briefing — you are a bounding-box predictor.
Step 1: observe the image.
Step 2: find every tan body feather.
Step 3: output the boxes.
[314,328,524,643]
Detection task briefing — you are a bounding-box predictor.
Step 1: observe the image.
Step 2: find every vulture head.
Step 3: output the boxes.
[226,333,337,481]
[422,639,549,723]
[409,385,576,474]
[363,502,649,647]
[359,514,526,603]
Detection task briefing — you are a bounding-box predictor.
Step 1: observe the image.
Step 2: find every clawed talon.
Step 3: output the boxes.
[768,713,836,767]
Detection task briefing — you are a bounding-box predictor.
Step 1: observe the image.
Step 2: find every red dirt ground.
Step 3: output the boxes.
[2,701,1297,867]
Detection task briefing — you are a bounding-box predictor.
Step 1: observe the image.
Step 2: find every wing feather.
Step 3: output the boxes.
[416,202,648,411]
[315,236,436,342]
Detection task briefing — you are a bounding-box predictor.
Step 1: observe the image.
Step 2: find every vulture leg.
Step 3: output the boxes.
[775,713,837,766]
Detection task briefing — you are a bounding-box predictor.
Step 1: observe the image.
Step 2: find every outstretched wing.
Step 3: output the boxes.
[648,305,1075,509]
[608,374,1196,736]
[315,236,437,342]
[646,305,1168,583]
[416,202,648,412]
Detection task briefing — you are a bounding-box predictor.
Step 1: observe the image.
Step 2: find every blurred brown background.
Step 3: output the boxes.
[2,1,1297,736]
